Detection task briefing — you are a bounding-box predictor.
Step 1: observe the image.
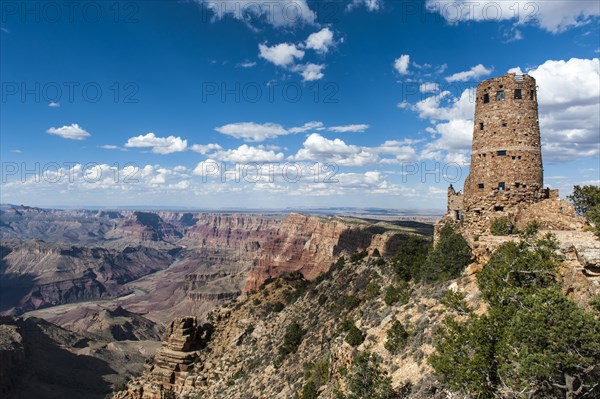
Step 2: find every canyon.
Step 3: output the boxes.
[0,204,433,398]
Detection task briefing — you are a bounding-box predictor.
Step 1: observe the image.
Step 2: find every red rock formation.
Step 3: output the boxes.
[244,214,405,291]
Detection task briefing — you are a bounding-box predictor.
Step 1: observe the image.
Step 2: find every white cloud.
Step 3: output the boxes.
[522,57,600,162]
[238,61,256,68]
[401,57,599,164]
[445,64,493,82]
[394,54,410,75]
[411,89,475,122]
[328,124,370,133]
[293,63,326,81]
[425,0,600,33]
[420,82,440,93]
[376,140,417,163]
[259,42,304,66]
[294,133,378,166]
[213,145,285,163]
[98,145,127,151]
[195,0,316,28]
[215,122,288,142]
[289,121,325,133]
[193,159,220,176]
[214,121,371,142]
[48,102,60,108]
[125,133,188,154]
[426,118,473,152]
[402,88,475,157]
[190,143,224,154]
[46,124,91,140]
[347,0,382,12]
[305,28,335,54]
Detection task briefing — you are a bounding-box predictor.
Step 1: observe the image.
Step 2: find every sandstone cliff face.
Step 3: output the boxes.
[245,214,411,291]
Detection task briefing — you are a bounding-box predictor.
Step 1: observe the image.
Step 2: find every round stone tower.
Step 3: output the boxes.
[462,73,548,229]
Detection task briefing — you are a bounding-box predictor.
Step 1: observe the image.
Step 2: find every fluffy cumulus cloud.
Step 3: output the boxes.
[520,57,600,162]
[394,54,411,75]
[215,122,289,142]
[294,133,378,166]
[195,0,316,28]
[400,88,475,162]
[305,28,335,54]
[425,0,600,33]
[125,133,188,154]
[259,42,304,66]
[293,63,326,81]
[46,123,91,140]
[212,144,285,163]
[400,57,599,164]
[190,143,223,154]
[376,140,418,163]
[445,64,493,82]
[259,29,336,81]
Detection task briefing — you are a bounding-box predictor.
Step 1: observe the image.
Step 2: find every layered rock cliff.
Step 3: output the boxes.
[1,209,426,323]
[245,214,421,291]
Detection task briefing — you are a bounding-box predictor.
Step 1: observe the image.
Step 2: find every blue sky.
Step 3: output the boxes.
[1,0,599,210]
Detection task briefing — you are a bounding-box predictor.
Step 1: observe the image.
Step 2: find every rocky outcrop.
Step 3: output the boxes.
[115,317,203,399]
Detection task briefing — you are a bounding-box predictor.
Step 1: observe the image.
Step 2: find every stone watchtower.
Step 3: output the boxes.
[444,73,559,232]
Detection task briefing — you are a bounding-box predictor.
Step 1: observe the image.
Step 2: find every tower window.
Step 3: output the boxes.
[497,150,507,156]
[480,122,484,130]
[514,89,522,99]
[483,93,490,103]
[498,182,506,191]
[530,90,535,100]
[494,206,504,212]
[478,183,484,189]
[496,90,505,101]
[502,122,507,127]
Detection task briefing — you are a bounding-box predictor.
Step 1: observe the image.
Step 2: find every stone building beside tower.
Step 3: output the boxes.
[441,73,582,233]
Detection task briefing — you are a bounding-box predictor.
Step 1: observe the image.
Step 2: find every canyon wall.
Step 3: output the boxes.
[1,206,426,322]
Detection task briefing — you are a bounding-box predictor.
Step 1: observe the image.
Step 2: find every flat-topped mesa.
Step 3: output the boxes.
[442,73,583,234]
